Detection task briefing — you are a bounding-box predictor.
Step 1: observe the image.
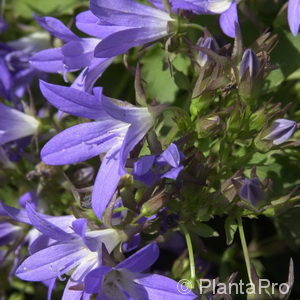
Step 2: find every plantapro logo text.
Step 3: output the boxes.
[199,279,290,296]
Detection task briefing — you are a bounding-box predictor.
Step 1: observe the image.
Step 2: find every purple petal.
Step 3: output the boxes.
[135,274,196,299]
[39,81,108,119]
[71,57,113,93]
[161,165,184,180]
[35,16,79,42]
[102,96,153,124]
[158,143,181,168]
[133,155,156,176]
[76,10,130,39]
[117,243,159,273]
[62,38,99,70]
[288,0,300,36]
[239,178,264,206]
[62,278,91,300]
[90,0,171,27]
[16,243,90,281]
[92,146,123,218]
[25,202,72,241]
[41,120,126,165]
[0,103,39,145]
[94,26,169,58]
[119,119,153,175]
[84,266,111,294]
[219,1,238,38]
[30,48,65,73]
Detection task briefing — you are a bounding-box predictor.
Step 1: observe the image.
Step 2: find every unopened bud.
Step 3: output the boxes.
[197,36,219,67]
[140,190,169,217]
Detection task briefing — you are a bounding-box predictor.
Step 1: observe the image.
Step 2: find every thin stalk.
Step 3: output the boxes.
[237,216,253,284]
[181,23,205,32]
[181,224,196,288]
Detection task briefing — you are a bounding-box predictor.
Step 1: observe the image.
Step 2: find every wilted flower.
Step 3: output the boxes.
[288,0,300,36]
[263,118,297,145]
[0,102,39,146]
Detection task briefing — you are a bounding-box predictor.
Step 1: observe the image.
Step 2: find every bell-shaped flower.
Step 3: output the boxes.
[150,0,239,37]
[88,0,174,58]
[0,102,39,146]
[15,202,121,299]
[263,118,297,145]
[133,143,184,186]
[30,16,113,93]
[39,81,154,219]
[0,32,49,101]
[288,0,300,36]
[84,242,196,299]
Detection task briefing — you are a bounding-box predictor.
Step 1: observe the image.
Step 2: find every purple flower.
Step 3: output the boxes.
[15,202,121,299]
[0,102,39,146]
[0,32,49,101]
[239,178,264,206]
[133,143,184,186]
[84,243,196,299]
[30,16,113,93]
[264,118,297,145]
[39,81,154,218]
[150,0,238,37]
[288,0,300,36]
[89,0,174,58]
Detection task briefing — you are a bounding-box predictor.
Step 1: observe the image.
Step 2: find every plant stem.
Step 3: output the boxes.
[237,216,253,284]
[181,224,196,288]
[181,23,205,32]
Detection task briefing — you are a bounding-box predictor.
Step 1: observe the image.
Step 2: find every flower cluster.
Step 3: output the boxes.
[0,0,300,299]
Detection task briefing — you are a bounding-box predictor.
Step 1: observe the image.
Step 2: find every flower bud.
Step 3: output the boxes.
[239,49,260,79]
[263,118,297,145]
[140,190,169,217]
[255,118,297,152]
[196,115,221,137]
[196,36,219,67]
[238,48,261,102]
[238,178,264,206]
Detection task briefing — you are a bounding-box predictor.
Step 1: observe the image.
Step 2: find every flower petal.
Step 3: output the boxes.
[35,16,79,42]
[288,0,300,36]
[41,120,126,165]
[117,243,159,273]
[219,1,238,38]
[94,27,169,58]
[16,243,89,281]
[30,48,65,73]
[39,81,108,119]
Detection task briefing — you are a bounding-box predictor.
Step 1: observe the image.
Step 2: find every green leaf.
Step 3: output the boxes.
[191,223,219,238]
[225,215,238,245]
[141,46,179,104]
[12,0,84,18]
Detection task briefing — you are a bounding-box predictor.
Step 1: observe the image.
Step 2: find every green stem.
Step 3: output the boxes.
[181,224,196,288]
[237,216,253,284]
[181,23,205,32]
